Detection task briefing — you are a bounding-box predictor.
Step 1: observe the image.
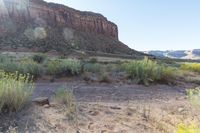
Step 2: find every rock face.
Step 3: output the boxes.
[0,0,140,55]
[0,0,118,39]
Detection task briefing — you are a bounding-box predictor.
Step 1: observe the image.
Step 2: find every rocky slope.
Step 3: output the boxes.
[144,49,200,60]
[0,0,139,55]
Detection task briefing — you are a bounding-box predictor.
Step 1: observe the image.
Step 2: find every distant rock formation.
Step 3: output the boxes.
[0,0,139,55]
[0,0,118,39]
[144,49,200,60]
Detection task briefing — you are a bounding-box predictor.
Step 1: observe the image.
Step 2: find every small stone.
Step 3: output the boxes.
[32,97,49,106]
[43,104,50,108]
[50,102,58,107]
[178,108,185,112]
[110,106,121,110]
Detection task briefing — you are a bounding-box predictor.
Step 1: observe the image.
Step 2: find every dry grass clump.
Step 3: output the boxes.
[186,86,200,108]
[54,88,77,121]
[0,71,34,113]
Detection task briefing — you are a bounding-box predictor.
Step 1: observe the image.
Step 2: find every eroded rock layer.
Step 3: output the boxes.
[0,0,118,39]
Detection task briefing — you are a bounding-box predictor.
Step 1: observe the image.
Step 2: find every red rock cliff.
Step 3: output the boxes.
[0,0,118,39]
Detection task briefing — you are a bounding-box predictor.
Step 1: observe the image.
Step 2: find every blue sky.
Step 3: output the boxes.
[45,0,200,51]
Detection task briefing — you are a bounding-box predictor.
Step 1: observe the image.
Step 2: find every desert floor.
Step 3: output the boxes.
[1,80,200,133]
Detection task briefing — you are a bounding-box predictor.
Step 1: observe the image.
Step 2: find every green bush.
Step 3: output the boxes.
[32,53,47,63]
[46,59,62,75]
[18,60,43,77]
[83,63,102,73]
[0,54,10,63]
[61,59,81,75]
[46,59,81,75]
[180,63,200,73]
[0,71,34,113]
[0,61,18,73]
[121,57,176,85]
[0,58,43,78]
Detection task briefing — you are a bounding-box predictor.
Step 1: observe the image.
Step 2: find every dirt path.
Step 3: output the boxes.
[34,82,194,103]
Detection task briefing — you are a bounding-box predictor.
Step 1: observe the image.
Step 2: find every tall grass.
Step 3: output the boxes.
[122,57,176,85]
[0,71,34,113]
[181,63,200,73]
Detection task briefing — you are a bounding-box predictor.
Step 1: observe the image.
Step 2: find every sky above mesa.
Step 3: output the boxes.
[44,0,200,51]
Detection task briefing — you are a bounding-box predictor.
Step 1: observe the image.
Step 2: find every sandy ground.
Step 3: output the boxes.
[0,81,200,133]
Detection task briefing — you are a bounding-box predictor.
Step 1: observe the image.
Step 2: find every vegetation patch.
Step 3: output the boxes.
[83,63,102,73]
[177,123,200,133]
[54,88,77,121]
[121,57,177,85]
[181,63,200,73]
[0,59,43,78]
[0,71,34,113]
[186,86,200,107]
[32,53,47,63]
[46,59,81,76]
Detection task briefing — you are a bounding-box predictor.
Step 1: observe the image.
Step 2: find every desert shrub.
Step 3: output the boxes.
[0,58,42,78]
[0,61,19,73]
[32,53,46,63]
[46,59,81,75]
[89,58,98,63]
[45,59,62,75]
[82,72,91,81]
[105,64,120,72]
[99,72,111,83]
[121,57,176,85]
[180,63,200,73]
[18,60,43,77]
[83,63,102,73]
[0,54,10,63]
[0,71,34,113]
[54,88,77,120]
[186,86,200,108]
[61,59,81,75]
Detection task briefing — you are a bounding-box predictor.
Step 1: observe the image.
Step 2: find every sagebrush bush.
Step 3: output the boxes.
[46,59,81,75]
[181,63,200,73]
[32,53,46,63]
[0,71,34,113]
[83,63,102,73]
[122,57,176,85]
